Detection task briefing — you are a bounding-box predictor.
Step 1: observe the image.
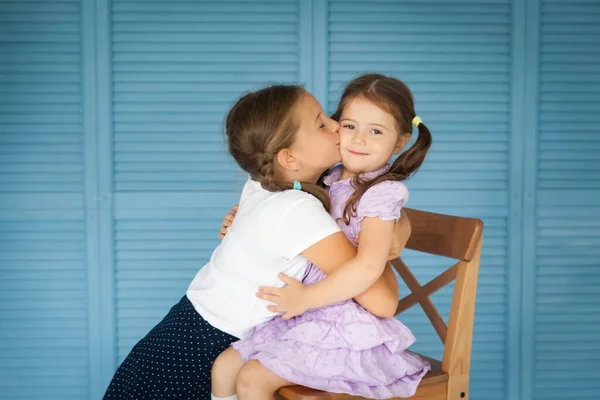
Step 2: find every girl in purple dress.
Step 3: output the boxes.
[212,74,433,400]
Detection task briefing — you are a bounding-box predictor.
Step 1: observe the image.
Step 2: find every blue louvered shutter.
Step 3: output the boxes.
[0,1,89,399]
[534,1,600,399]
[328,1,511,399]
[111,0,303,362]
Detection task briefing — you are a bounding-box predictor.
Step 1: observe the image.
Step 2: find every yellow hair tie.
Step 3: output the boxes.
[412,116,422,127]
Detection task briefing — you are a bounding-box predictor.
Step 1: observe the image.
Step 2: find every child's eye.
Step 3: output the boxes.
[343,124,355,130]
[370,129,383,135]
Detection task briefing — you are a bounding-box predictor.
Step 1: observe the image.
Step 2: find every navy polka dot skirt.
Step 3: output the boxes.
[103,295,237,400]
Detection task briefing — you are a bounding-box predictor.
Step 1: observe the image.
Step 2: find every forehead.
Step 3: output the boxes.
[341,96,392,121]
[295,92,323,122]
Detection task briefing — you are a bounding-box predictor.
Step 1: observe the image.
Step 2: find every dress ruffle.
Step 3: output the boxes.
[233,301,430,399]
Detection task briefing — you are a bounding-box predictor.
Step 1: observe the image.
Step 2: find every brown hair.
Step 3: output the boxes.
[226,85,331,210]
[331,73,432,223]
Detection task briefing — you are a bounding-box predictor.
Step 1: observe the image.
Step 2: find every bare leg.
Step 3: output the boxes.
[236,360,294,400]
[212,347,244,397]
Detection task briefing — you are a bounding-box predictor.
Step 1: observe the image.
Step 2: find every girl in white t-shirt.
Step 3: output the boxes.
[103,85,409,400]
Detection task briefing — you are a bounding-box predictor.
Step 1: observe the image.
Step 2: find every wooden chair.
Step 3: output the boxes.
[276,208,484,400]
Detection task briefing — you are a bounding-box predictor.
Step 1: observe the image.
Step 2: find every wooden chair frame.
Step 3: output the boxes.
[277,208,484,400]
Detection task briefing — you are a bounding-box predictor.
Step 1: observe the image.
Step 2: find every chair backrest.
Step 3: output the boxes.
[390,208,483,379]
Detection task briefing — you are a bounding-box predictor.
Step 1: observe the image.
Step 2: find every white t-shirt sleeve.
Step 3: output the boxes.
[274,197,341,259]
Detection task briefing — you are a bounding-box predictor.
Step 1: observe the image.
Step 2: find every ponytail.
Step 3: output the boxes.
[389,121,432,180]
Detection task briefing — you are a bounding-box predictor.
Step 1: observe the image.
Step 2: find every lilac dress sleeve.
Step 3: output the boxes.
[355,180,409,223]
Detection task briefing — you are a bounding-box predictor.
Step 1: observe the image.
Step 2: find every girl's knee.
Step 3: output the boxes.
[236,360,270,395]
[212,348,243,396]
[212,348,238,377]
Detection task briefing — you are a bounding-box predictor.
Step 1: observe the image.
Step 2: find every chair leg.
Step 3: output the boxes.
[446,375,470,400]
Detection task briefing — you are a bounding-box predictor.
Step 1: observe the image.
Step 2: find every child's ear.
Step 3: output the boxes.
[393,133,411,154]
[275,148,299,172]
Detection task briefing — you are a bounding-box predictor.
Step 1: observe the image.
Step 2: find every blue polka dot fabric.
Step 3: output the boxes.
[103,295,237,399]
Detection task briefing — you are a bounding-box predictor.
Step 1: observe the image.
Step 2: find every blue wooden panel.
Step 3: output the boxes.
[328,1,512,399]
[81,0,116,396]
[0,1,89,399]
[0,1,83,193]
[534,1,600,399]
[0,196,88,400]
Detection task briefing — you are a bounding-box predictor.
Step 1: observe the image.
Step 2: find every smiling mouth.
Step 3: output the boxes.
[347,150,369,156]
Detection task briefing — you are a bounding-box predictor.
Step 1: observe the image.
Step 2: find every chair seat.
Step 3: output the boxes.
[276,353,448,400]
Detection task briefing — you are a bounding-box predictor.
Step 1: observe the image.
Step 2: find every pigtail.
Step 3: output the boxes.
[389,120,432,180]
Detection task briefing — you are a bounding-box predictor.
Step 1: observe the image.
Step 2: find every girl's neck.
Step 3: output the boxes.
[339,166,357,181]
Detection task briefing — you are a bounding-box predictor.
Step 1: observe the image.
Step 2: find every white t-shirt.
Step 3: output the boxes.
[186,178,341,339]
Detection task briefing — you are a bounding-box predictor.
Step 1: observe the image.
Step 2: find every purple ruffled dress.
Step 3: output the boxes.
[232,164,430,399]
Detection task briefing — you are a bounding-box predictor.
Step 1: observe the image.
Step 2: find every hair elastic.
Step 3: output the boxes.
[292,180,302,190]
[412,116,422,127]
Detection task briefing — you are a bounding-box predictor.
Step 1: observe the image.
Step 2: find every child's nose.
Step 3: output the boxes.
[351,130,367,144]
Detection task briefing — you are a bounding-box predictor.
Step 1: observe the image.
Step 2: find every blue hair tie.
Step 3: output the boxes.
[292,180,302,190]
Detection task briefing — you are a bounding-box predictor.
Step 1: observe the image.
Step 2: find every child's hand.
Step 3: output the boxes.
[256,273,309,320]
[218,205,238,239]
